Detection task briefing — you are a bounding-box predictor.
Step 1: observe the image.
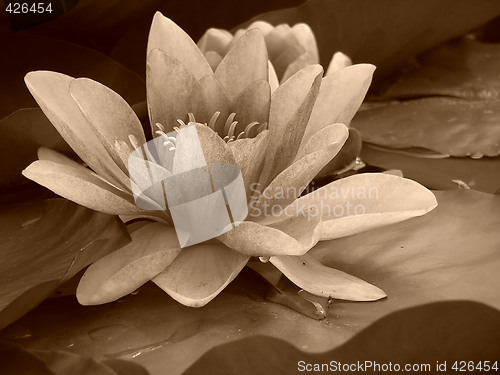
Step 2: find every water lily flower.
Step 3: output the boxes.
[198,20,353,84]
[22,12,437,309]
[198,21,367,176]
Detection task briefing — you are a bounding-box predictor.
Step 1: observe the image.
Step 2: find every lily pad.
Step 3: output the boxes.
[361,144,500,193]
[3,189,500,374]
[0,199,130,330]
[311,189,500,319]
[1,341,149,375]
[351,98,500,157]
[184,301,500,374]
[381,37,500,100]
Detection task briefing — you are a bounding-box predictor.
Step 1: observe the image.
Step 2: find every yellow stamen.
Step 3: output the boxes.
[208,111,221,130]
[128,135,140,150]
[223,113,237,135]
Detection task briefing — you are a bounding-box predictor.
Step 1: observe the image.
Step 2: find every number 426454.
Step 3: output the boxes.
[5,2,53,14]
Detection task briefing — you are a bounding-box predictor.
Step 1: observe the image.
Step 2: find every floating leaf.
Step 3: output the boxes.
[0,341,149,375]
[352,98,500,157]
[0,199,130,330]
[3,190,500,374]
[361,144,500,193]
[318,128,362,177]
[311,189,500,320]
[381,37,500,100]
[183,301,500,374]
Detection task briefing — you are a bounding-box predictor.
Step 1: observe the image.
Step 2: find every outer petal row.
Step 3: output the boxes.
[270,254,386,301]
[24,71,135,190]
[300,64,376,150]
[22,155,140,215]
[218,213,321,257]
[291,173,438,240]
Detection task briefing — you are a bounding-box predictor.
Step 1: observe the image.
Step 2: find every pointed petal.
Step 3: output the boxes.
[260,64,323,185]
[326,51,353,75]
[233,79,271,135]
[229,29,246,47]
[197,28,233,55]
[146,49,198,133]
[169,124,236,176]
[37,147,84,169]
[187,75,231,131]
[196,124,237,166]
[24,71,129,189]
[147,12,212,79]
[228,130,269,199]
[246,20,274,36]
[153,242,248,307]
[317,127,362,177]
[292,23,319,64]
[281,52,317,83]
[69,78,146,173]
[22,160,140,215]
[215,29,268,101]
[268,62,279,94]
[77,222,181,305]
[383,169,404,177]
[251,129,347,218]
[270,254,386,301]
[264,24,298,61]
[292,173,437,240]
[273,44,305,80]
[301,64,375,147]
[218,213,320,257]
[204,51,223,71]
[295,123,348,161]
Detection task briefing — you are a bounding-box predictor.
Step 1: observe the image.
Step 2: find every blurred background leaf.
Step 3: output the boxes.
[1,341,150,375]
[360,145,500,193]
[183,301,500,374]
[0,199,130,330]
[0,34,146,119]
[351,21,500,190]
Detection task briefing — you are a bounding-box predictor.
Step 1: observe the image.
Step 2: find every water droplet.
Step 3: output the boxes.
[55,338,75,348]
[0,324,32,339]
[106,341,165,360]
[21,217,41,227]
[88,324,128,341]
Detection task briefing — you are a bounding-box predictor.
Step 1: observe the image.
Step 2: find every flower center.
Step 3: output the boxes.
[153,122,180,151]
[158,112,268,143]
